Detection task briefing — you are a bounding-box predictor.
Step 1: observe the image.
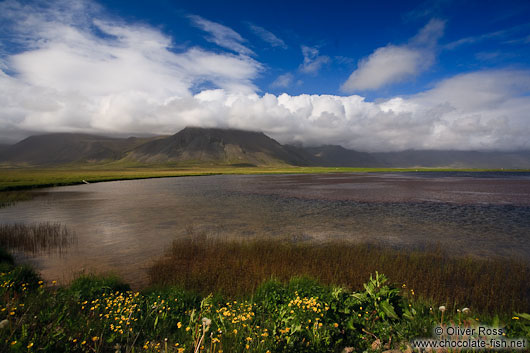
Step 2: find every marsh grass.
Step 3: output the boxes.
[0,190,35,208]
[149,233,530,314]
[0,222,76,255]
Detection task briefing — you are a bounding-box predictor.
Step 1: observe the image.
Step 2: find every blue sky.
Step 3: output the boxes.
[96,0,530,98]
[0,0,529,151]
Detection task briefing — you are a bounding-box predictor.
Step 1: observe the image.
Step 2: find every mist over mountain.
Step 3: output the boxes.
[285,145,380,167]
[1,128,529,169]
[372,150,530,169]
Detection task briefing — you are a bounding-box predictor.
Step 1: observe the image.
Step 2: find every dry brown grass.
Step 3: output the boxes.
[148,233,530,314]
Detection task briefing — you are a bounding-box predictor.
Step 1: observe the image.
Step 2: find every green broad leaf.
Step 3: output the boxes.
[403,310,414,320]
[351,293,367,302]
[364,283,375,297]
[379,300,398,320]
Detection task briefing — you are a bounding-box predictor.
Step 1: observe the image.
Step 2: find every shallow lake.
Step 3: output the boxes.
[1,172,530,287]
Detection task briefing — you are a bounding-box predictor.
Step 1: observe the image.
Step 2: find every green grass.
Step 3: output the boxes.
[1,165,529,192]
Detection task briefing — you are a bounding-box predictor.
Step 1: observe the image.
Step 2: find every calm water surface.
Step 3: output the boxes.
[1,172,529,287]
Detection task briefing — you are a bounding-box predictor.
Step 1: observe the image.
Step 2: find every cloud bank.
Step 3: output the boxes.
[0,1,529,152]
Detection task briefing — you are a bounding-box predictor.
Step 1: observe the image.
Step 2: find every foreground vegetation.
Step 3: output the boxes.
[150,235,530,315]
[1,253,529,353]
[0,227,529,352]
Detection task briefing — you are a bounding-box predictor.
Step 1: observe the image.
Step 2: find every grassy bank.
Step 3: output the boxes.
[2,165,528,210]
[2,165,528,192]
[1,253,529,353]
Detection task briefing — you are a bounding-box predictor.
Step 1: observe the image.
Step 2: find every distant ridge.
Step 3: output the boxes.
[285,144,380,167]
[0,133,158,166]
[1,128,530,168]
[372,150,530,169]
[296,146,530,169]
[126,127,310,166]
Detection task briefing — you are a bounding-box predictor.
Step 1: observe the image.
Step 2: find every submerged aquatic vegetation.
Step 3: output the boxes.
[0,191,35,209]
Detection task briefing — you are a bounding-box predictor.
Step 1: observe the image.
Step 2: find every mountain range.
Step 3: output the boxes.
[1,127,529,169]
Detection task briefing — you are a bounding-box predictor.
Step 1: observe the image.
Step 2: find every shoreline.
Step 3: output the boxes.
[1,166,529,193]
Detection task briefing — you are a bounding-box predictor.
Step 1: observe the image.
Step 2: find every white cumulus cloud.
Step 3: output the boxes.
[342,19,445,92]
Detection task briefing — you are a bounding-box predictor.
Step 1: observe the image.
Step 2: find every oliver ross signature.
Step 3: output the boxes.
[437,326,505,337]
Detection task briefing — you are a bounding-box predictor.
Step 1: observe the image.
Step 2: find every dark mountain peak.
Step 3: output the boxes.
[174,127,269,145]
[179,126,264,135]
[128,127,305,166]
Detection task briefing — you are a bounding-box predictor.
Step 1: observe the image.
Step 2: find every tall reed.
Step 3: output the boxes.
[0,222,75,255]
[149,233,530,314]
